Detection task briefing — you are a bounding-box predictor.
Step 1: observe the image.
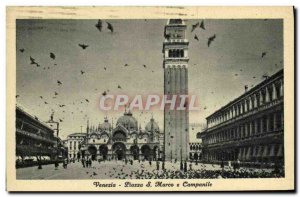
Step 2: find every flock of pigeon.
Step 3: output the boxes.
[16,19,158,127]
[191,20,216,47]
[16,19,282,129]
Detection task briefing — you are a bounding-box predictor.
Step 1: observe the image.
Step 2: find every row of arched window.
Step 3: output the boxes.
[207,79,283,128]
[190,144,201,151]
[168,49,184,58]
[204,110,283,145]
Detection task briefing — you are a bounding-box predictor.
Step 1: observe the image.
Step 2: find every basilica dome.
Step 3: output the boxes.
[116,111,138,131]
[145,118,160,133]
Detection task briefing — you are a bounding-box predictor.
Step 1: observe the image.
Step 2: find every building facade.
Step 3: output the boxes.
[66,133,86,160]
[75,111,161,161]
[199,69,284,167]
[163,19,189,161]
[16,105,57,166]
[189,142,202,161]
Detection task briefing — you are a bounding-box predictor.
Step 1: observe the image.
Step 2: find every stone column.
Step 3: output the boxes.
[280,79,283,97]
[240,103,243,114]
[253,96,257,108]
[249,121,253,136]
[259,91,264,105]
[272,83,277,100]
[254,119,258,134]
[273,112,277,130]
[260,117,264,133]
[266,87,270,103]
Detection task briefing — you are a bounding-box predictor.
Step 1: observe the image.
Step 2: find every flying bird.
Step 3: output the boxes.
[124,64,129,67]
[95,19,102,32]
[261,52,267,58]
[57,80,62,85]
[85,99,89,103]
[107,22,114,33]
[194,34,199,41]
[80,70,85,75]
[143,65,147,68]
[104,67,107,70]
[44,102,48,104]
[78,44,89,49]
[200,20,205,30]
[118,85,122,89]
[50,52,55,60]
[191,22,199,32]
[207,34,216,47]
[19,49,25,53]
[39,96,43,99]
[54,92,58,96]
[30,56,36,64]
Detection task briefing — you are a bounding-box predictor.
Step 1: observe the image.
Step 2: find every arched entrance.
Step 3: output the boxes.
[99,145,108,160]
[88,145,97,160]
[141,145,151,161]
[112,142,126,160]
[130,145,139,160]
[194,152,199,161]
[113,130,126,142]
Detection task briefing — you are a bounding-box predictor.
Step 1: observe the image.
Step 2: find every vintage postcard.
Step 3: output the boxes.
[6,6,294,191]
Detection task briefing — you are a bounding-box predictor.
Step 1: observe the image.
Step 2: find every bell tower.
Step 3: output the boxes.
[163,19,189,161]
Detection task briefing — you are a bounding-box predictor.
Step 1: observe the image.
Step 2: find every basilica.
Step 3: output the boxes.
[75,110,162,161]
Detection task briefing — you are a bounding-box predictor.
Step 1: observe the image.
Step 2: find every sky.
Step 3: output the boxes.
[16,19,283,141]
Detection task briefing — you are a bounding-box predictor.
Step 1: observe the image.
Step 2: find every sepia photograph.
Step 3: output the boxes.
[6,6,294,191]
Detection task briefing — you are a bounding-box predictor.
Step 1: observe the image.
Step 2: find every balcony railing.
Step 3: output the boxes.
[16,144,55,155]
[203,129,283,148]
[164,39,188,43]
[16,128,56,144]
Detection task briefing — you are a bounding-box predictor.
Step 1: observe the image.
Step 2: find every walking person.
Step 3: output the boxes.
[89,159,92,168]
[86,159,89,168]
[54,160,59,170]
[81,158,85,168]
[63,158,68,169]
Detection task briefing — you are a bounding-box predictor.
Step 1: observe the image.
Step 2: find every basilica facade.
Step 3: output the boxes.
[77,111,161,161]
